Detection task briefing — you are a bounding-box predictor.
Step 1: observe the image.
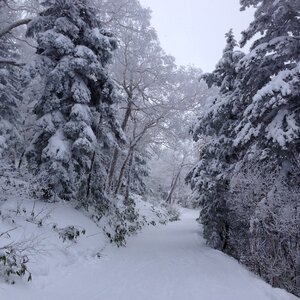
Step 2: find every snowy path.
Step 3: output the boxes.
[2,209,298,300]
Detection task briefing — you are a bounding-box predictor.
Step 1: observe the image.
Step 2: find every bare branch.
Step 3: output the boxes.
[0,227,18,238]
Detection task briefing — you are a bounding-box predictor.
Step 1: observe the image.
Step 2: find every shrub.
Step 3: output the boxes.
[53,225,86,242]
[0,247,32,284]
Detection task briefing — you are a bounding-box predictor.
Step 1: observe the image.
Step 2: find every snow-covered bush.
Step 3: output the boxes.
[54,225,86,243]
[1,200,52,228]
[228,161,300,296]
[0,246,32,284]
[0,228,32,284]
[105,200,143,247]
[164,204,181,222]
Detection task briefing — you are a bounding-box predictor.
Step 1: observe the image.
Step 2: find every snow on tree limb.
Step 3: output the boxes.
[0,58,25,67]
[0,18,31,39]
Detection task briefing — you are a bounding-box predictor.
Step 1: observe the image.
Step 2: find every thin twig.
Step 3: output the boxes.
[0,227,18,238]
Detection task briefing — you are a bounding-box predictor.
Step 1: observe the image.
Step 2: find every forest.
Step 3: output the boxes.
[0,0,299,299]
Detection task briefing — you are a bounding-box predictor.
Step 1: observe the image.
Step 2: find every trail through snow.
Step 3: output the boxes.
[2,208,298,300]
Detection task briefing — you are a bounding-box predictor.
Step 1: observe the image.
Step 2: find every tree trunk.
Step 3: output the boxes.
[86,150,96,199]
[112,118,157,196]
[105,147,120,192]
[165,167,182,204]
[124,150,134,204]
[105,98,132,192]
[114,147,132,195]
[86,104,103,200]
[18,149,26,169]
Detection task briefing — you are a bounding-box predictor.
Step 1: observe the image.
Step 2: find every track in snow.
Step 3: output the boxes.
[2,209,298,300]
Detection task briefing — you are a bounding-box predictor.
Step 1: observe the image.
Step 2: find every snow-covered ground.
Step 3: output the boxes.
[1,204,298,300]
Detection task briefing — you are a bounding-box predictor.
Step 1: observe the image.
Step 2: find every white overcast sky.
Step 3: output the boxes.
[139,0,255,72]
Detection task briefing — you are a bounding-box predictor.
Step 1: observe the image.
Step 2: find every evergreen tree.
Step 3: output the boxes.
[187,30,244,250]
[190,1,300,295]
[202,29,243,93]
[231,0,300,294]
[25,0,124,202]
[235,0,300,163]
[0,2,22,162]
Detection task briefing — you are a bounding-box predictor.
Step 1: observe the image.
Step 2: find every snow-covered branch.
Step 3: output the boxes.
[0,58,25,67]
[0,18,31,39]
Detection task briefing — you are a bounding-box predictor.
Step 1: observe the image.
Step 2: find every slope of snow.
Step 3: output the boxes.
[1,206,298,300]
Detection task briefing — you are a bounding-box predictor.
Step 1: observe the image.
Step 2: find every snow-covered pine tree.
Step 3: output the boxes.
[25,0,124,203]
[229,0,300,295]
[202,29,242,93]
[187,30,244,250]
[0,2,23,163]
[235,0,300,164]
[192,1,300,295]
